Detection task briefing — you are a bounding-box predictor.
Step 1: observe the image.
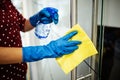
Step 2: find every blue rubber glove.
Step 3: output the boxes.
[22,31,81,62]
[29,7,59,27]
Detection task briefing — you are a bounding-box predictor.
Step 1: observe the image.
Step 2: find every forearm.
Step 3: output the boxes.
[0,47,23,64]
[24,19,34,32]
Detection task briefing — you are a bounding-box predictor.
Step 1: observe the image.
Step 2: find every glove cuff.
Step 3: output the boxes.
[29,14,39,27]
[22,46,56,62]
[22,46,40,62]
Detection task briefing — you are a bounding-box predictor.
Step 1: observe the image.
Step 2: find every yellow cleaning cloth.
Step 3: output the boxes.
[56,24,98,74]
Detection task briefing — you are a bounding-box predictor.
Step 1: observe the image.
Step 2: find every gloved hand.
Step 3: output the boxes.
[22,31,81,62]
[29,7,59,27]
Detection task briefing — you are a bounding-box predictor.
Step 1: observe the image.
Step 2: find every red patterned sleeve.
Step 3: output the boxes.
[15,10,26,32]
[10,1,26,31]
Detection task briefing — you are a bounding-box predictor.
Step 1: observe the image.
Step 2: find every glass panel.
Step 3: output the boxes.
[97,0,120,80]
[76,0,93,79]
[29,0,71,80]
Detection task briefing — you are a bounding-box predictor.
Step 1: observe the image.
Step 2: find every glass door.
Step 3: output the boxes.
[97,0,120,80]
[76,0,97,80]
[27,0,71,80]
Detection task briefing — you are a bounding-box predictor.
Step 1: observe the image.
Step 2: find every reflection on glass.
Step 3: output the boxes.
[97,0,120,80]
[97,26,120,80]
